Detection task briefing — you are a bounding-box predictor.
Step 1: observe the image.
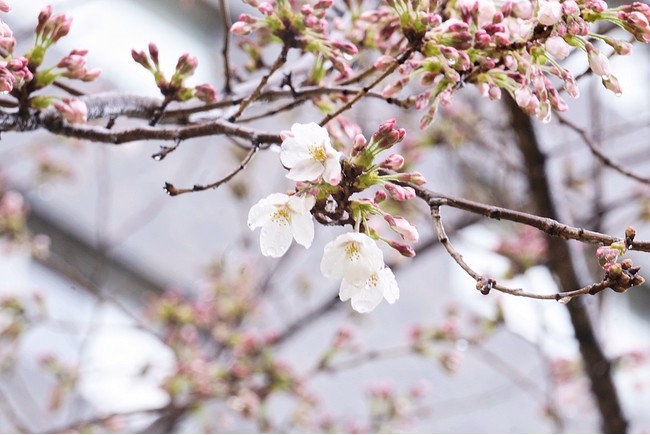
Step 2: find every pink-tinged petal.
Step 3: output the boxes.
[290,212,314,249]
[339,279,355,301]
[260,219,293,257]
[280,137,311,168]
[322,156,342,186]
[378,267,399,303]
[247,198,275,230]
[286,159,324,182]
[350,280,384,313]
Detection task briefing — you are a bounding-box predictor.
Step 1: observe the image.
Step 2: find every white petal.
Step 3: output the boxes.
[259,219,293,257]
[291,212,314,249]
[378,267,400,304]
[286,159,324,182]
[247,198,274,230]
[350,281,384,313]
[291,122,330,145]
[288,194,315,214]
[322,156,342,186]
[339,279,356,301]
[265,192,290,205]
[321,239,346,280]
[280,138,310,168]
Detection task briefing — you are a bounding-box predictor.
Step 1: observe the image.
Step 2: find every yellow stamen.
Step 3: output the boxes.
[345,242,361,261]
[308,144,327,162]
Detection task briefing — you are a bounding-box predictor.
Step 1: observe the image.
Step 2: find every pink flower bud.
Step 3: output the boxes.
[148,42,160,66]
[386,239,416,257]
[258,2,274,15]
[537,0,562,26]
[545,35,570,59]
[82,68,101,81]
[513,0,533,19]
[398,171,427,185]
[0,1,10,13]
[194,83,217,103]
[175,53,198,77]
[230,21,252,35]
[332,40,358,56]
[54,98,87,124]
[602,75,622,95]
[562,0,579,15]
[374,190,388,203]
[352,134,367,156]
[514,86,533,108]
[131,49,151,69]
[314,0,334,9]
[373,55,395,70]
[384,214,419,243]
[384,182,415,201]
[36,5,52,36]
[380,153,405,170]
[587,45,611,77]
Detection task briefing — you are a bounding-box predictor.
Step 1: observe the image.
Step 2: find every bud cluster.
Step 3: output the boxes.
[596,239,646,293]
[230,0,358,80]
[131,43,217,103]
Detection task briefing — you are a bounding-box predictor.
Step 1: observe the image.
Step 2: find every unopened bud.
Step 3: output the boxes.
[380,153,405,170]
[384,182,415,201]
[386,240,416,257]
[374,190,387,203]
[352,134,367,156]
[384,214,419,243]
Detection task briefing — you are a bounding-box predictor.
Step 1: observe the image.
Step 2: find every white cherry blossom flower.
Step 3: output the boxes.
[280,122,342,185]
[321,232,384,286]
[339,267,400,313]
[248,193,315,258]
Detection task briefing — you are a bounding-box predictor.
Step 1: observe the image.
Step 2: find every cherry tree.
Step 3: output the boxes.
[1,0,650,432]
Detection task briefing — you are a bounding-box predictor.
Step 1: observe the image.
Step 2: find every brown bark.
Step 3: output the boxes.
[507,97,627,433]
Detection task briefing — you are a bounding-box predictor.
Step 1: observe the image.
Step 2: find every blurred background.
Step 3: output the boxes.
[1,0,650,432]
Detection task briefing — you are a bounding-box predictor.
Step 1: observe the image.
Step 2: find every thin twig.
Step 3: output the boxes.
[219,0,233,94]
[403,176,650,252]
[52,80,85,97]
[164,142,259,196]
[430,205,615,301]
[318,48,414,127]
[228,45,290,122]
[557,113,650,185]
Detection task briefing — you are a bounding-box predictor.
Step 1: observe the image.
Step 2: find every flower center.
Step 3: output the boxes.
[366,272,379,288]
[345,242,361,261]
[308,144,327,162]
[272,207,290,225]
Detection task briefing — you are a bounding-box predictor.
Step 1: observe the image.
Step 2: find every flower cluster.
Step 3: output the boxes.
[249,121,424,313]
[350,0,649,127]
[230,0,358,79]
[132,42,217,103]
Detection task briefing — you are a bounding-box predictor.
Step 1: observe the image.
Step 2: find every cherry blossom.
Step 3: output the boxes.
[321,232,384,286]
[339,266,400,313]
[280,122,342,185]
[247,193,315,258]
